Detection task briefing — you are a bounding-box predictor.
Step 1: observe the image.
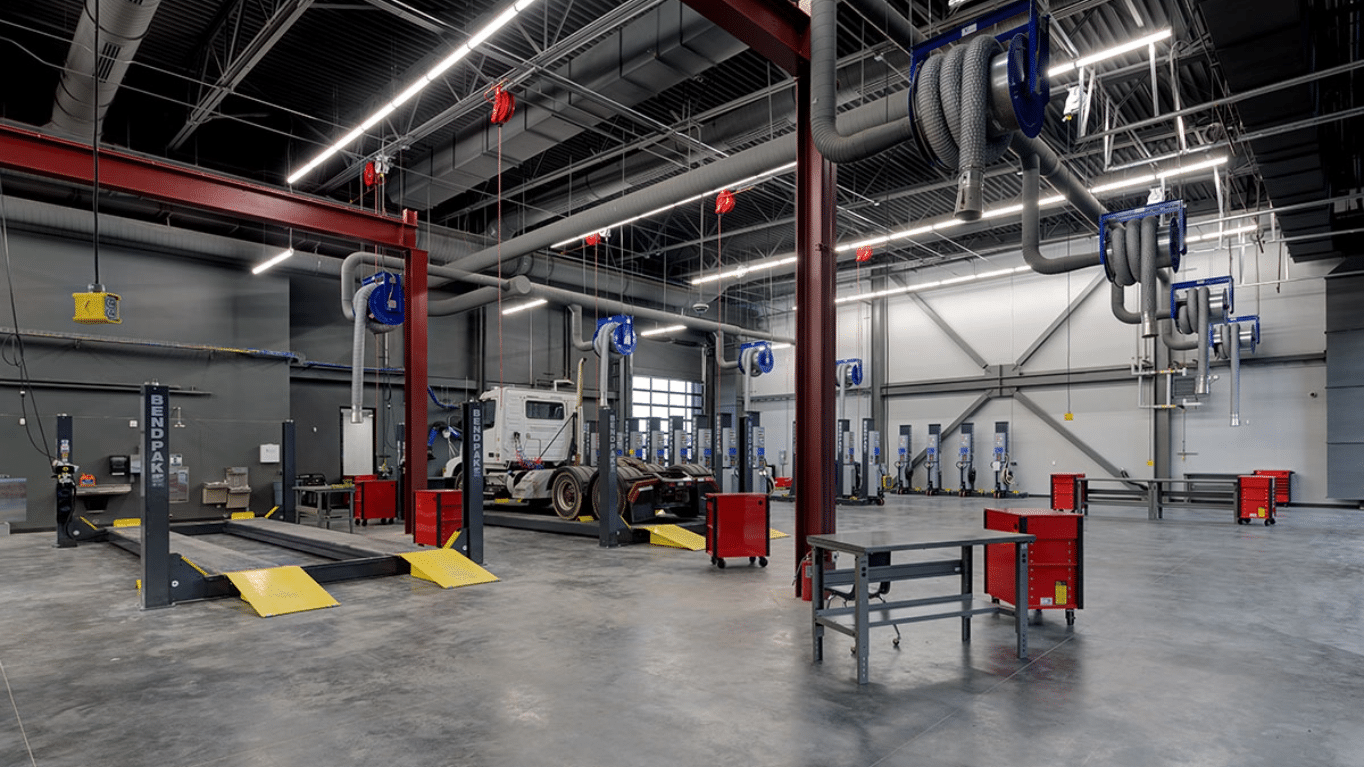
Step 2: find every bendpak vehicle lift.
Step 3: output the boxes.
[54,388,494,617]
[894,425,912,494]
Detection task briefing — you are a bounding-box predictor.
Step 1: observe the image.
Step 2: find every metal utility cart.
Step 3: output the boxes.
[984,508,1083,625]
[706,492,769,568]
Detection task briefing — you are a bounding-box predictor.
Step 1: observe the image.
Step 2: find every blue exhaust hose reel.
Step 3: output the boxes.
[739,341,775,377]
[594,315,636,356]
[363,272,404,325]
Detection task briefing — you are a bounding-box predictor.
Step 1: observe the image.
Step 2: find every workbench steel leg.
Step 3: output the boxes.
[1015,541,1029,659]
[855,552,870,684]
[1149,481,1160,520]
[811,545,824,664]
[961,545,973,643]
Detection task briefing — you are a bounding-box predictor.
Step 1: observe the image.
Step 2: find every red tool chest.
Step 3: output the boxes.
[706,493,769,568]
[413,490,463,547]
[1236,475,1277,526]
[1253,470,1292,506]
[1050,473,1086,512]
[984,507,1083,625]
[351,477,398,524]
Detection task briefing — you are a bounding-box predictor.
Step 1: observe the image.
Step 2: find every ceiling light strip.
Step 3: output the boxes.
[640,324,687,337]
[1048,28,1172,77]
[834,266,1031,304]
[251,248,294,275]
[286,0,538,184]
[502,298,547,315]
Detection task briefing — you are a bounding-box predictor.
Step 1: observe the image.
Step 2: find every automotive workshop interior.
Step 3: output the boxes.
[0,0,1361,765]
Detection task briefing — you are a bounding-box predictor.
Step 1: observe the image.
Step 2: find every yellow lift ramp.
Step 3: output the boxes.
[225,566,340,617]
[400,548,499,589]
[643,524,707,551]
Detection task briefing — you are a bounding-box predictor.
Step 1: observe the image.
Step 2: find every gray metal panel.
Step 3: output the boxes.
[1326,387,1364,444]
[1326,275,1364,333]
[0,478,25,523]
[1326,445,1364,499]
[1326,332,1364,388]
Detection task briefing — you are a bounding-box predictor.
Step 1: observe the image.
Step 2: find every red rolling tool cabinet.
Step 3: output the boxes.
[984,508,1083,625]
[1236,475,1277,526]
[706,493,769,569]
[351,476,398,525]
[1050,473,1086,513]
[1253,470,1292,506]
[413,490,463,547]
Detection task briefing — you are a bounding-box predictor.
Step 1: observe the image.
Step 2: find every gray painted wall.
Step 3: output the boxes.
[749,233,1341,505]
[1,231,290,530]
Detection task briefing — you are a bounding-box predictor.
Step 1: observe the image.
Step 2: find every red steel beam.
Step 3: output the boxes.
[0,124,419,250]
[403,249,429,530]
[680,0,810,75]
[794,64,838,588]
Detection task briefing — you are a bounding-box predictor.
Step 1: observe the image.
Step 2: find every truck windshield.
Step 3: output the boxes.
[526,401,565,420]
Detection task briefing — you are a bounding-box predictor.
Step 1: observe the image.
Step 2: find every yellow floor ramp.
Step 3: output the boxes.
[644,524,707,551]
[770,528,789,539]
[224,566,340,617]
[400,549,499,589]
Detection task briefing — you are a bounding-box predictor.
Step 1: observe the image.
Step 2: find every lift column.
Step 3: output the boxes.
[142,383,172,609]
[926,424,941,496]
[862,417,882,502]
[958,423,976,497]
[53,414,78,548]
[992,421,1010,498]
[670,416,689,465]
[896,425,911,494]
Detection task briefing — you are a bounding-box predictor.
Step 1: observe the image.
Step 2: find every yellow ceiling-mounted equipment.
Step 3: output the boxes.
[73,284,121,325]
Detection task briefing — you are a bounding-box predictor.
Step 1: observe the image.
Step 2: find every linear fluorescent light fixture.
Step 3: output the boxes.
[834,266,1031,304]
[691,256,798,286]
[1186,225,1257,244]
[251,248,294,275]
[1090,155,1229,195]
[1049,28,1172,77]
[769,342,792,350]
[502,298,546,315]
[837,196,1065,253]
[286,0,538,184]
[551,162,798,249]
[640,324,686,337]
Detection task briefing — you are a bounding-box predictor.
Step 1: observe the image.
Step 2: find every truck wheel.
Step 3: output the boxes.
[551,471,585,519]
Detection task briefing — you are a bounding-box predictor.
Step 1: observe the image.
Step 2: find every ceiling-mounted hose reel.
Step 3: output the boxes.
[835,358,863,388]
[1099,200,1187,337]
[908,0,1050,221]
[593,315,636,357]
[363,271,405,327]
[739,341,775,377]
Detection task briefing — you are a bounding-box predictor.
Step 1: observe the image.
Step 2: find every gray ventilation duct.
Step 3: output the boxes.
[49,0,163,139]
[340,252,792,344]
[394,0,747,210]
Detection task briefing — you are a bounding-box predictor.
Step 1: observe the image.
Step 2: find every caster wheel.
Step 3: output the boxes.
[1270,518,1277,526]
[1066,610,1076,626]
[876,497,885,506]
[892,638,900,647]
[1264,518,1272,526]
[716,558,726,569]
[710,555,717,567]
[759,557,768,568]
[749,557,756,565]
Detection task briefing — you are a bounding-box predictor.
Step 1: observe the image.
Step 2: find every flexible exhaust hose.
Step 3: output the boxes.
[1109,221,1136,286]
[1021,152,1104,274]
[1196,287,1210,395]
[1140,216,1159,337]
[809,0,916,163]
[351,283,379,424]
[1229,321,1242,427]
[915,35,1012,220]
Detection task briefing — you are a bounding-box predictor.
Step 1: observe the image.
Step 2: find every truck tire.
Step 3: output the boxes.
[550,469,586,519]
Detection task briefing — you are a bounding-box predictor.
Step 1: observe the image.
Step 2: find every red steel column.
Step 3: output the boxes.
[794,63,837,590]
[403,248,429,534]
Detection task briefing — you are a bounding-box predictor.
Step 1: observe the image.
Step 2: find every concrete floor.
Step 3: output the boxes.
[2,496,1362,767]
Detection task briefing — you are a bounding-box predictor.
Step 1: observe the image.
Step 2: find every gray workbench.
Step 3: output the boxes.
[809,528,1035,685]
